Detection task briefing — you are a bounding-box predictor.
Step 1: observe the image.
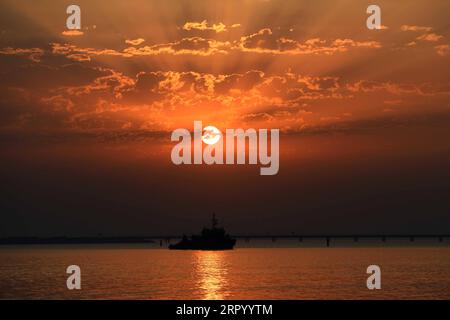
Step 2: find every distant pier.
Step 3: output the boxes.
[0,234,448,246]
[232,234,449,247]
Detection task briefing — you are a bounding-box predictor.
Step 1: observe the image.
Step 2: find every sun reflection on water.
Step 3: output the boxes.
[194,251,229,300]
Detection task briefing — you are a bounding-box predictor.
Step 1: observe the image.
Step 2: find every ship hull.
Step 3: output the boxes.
[168,239,236,250]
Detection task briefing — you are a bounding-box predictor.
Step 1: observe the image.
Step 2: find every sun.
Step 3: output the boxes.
[202,126,221,145]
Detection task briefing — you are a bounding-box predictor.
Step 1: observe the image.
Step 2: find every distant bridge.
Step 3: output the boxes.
[1,234,449,247]
[232,234,450,247]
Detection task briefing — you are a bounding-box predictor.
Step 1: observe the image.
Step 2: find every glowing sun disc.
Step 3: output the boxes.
[202,126,221,145]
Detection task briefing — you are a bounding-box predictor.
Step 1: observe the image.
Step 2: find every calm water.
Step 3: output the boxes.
[1,240,449,299]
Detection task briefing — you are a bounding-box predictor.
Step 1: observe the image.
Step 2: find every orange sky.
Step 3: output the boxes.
[1,0,450,235]
[1,0,449,137]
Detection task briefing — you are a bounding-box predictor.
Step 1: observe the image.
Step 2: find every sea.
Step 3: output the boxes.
[1,239,449,299]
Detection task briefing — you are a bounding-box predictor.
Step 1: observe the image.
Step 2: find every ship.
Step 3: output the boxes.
[169,214,236,250]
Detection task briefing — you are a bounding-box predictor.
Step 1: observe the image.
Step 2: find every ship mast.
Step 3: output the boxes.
[212,213,218,229]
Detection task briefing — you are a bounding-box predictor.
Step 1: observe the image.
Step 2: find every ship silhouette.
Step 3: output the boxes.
[169,214,236,250]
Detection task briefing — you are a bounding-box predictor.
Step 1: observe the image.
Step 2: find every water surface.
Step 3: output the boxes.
[1,242,449,299]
